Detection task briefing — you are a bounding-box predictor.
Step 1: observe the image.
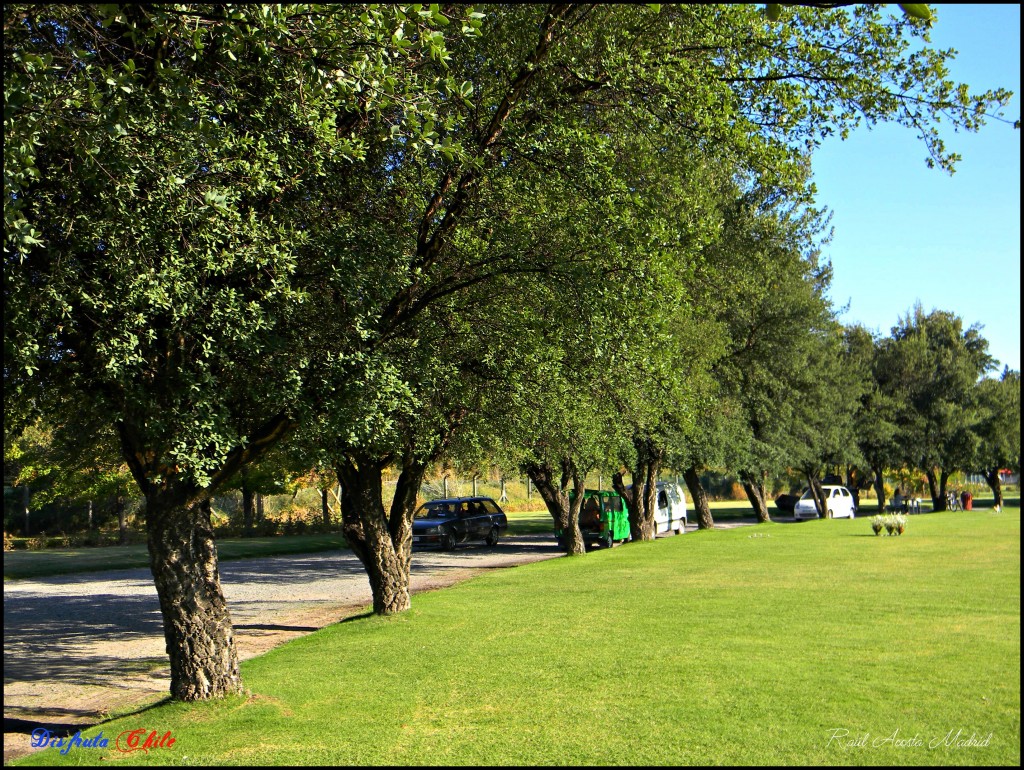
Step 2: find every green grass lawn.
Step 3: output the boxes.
[15,506,1019,766]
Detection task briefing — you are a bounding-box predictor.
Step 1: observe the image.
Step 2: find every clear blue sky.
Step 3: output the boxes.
[810,4,1021,374]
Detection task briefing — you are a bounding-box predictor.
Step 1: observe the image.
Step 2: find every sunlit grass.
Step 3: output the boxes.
[15,505,1019,766]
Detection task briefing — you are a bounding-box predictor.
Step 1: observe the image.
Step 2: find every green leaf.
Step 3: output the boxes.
[898,4,932,21]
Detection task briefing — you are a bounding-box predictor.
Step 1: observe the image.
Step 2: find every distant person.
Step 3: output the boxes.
[892,488,904,512]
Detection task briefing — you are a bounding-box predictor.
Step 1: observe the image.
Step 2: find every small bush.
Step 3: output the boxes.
[3,531,14,551]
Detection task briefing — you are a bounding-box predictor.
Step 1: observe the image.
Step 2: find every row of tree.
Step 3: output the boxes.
[4,4,1016,701]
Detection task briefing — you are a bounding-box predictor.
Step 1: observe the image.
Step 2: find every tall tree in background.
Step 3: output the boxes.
[971,368,1021,510]
[851,327,902,511]
[788,323,871,517]
[877,307,995,510]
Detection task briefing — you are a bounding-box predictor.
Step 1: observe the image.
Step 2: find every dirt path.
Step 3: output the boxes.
[3,522,758,763]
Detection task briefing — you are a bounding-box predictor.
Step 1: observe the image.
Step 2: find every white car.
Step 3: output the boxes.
[793,485,856,520]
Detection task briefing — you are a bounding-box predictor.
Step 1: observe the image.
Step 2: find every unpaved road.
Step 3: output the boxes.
[3,522,756,763]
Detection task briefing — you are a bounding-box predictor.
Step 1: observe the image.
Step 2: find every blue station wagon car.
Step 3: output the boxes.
[411,496,509,550]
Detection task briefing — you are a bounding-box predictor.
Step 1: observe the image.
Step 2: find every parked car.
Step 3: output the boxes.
[411,496,509,550]
[793,485,857,520]
[627,480,689,535]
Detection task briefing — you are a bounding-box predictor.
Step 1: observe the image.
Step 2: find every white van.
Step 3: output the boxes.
[654,481,688,534]
[629,480,689,535]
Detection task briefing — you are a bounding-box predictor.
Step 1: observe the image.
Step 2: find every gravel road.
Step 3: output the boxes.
[3,521,758,763]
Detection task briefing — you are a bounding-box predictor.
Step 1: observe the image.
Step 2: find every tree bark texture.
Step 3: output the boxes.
[525,459,586,556]
[145,491,242,701]
[741,471,772,523]
[335,454,425,615]
[117,413,292,701]
[683,465,715,530]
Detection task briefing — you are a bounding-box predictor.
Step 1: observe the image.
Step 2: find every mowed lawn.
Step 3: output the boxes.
[16,509,1019,766]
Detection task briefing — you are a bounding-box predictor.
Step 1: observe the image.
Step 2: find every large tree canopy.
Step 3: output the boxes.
[4,3,1013,702]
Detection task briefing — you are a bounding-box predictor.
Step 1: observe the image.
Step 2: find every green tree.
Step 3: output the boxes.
[6,1,1013,696]
[971,368,1020,509]
[4,3,467,700]
[850,326,902,510]
[788,322,872,517]
[877,306,995,510]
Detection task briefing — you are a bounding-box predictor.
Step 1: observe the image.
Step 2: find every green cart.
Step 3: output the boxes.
[556,489,631,549]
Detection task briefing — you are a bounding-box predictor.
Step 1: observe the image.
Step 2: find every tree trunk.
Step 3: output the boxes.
[115,491,127,544]
[844,465,862,510]
[336,454,422,615]
[683,465,715,530]
[871,467,887,513]
[22,484,30,536]
[241,486,255,537]
[526,460,586,556]
[802,469,827,518]
[145,490,241,701]
[622,438,660,541]
[321,488,331,527]
[741,471,772,523]
[926,467,946,511]
[983,469,1003,509]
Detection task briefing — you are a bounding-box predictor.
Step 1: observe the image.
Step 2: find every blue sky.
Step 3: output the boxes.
[810,4,1021,373]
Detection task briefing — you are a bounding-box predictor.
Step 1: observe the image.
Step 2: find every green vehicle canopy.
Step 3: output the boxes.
[557,488,631,546]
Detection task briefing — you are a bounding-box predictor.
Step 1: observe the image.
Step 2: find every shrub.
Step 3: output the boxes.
[3,531,14,551]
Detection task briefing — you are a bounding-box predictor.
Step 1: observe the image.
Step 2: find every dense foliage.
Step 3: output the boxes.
[4,3,1016,701]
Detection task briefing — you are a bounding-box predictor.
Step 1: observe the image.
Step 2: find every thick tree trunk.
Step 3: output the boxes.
[622,438,660,541]
[926,467,947,511]
[526,460,586,556]
[336,455,417,615]
[741,471,772,523]
[871,467,887,513]
[145,491,241,701]
[983,469,1003,509]
[683,465,715,530]
[321,488,331,527]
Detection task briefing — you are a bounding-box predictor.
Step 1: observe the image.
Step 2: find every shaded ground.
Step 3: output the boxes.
[3,521,759,763]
